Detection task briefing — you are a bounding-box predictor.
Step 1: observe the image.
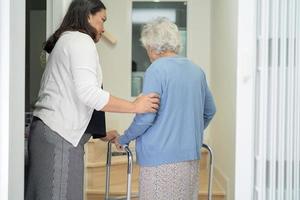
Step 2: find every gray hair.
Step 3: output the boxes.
[140,17,180,54]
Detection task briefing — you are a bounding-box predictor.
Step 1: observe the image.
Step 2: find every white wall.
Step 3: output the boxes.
[98,0,211,135]
[97,0,134,132]
[187,0,211,80]
[0,0,25,199]
[210,0,238,199]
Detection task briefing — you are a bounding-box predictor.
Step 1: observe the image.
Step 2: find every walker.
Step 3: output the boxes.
[104,141,213,200]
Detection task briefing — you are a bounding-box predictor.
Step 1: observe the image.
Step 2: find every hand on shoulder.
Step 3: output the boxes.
[133,93,160,113]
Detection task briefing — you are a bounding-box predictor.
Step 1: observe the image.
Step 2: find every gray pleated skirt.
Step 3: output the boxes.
[25,118,91,200]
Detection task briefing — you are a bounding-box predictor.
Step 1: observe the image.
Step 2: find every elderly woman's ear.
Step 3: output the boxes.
[146,48,159,63]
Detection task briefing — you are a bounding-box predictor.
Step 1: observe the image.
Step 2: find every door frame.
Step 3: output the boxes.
[0,0,70,199]
[235,0,257,199]
[0,0,25,199]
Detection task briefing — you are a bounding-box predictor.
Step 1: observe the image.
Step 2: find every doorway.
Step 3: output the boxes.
[24,0,47,193]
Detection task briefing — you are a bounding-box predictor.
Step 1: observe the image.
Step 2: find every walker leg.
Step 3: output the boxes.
[202,143,213,200]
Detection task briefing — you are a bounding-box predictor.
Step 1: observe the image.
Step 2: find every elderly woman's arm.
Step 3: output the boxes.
[203,82,216,129]
[117,66,161,145]
[118,112,156,145]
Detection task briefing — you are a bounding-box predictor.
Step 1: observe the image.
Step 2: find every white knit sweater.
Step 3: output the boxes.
[34,31,109,146]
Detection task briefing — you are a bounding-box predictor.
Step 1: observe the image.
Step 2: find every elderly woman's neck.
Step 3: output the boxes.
[159,51,177,57]
[148,49,177,62]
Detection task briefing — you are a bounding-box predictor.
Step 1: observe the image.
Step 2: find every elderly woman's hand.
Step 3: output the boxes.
[133,93,160,113]
[113,136,124,151]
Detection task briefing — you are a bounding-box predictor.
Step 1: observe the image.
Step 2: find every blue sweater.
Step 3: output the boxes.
[119,56,216,167]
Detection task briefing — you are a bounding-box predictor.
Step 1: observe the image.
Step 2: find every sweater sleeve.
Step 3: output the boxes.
[203,75,216,129]
[68,35,109,111]
[119,66,162,145]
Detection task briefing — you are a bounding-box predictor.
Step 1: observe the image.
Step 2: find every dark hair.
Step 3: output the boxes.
[44,0,106,53]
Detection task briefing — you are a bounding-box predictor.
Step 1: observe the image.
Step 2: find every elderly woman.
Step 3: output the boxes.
[115,17,216,200]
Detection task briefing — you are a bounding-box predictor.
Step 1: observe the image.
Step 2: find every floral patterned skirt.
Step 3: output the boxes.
[139,160,200,200]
